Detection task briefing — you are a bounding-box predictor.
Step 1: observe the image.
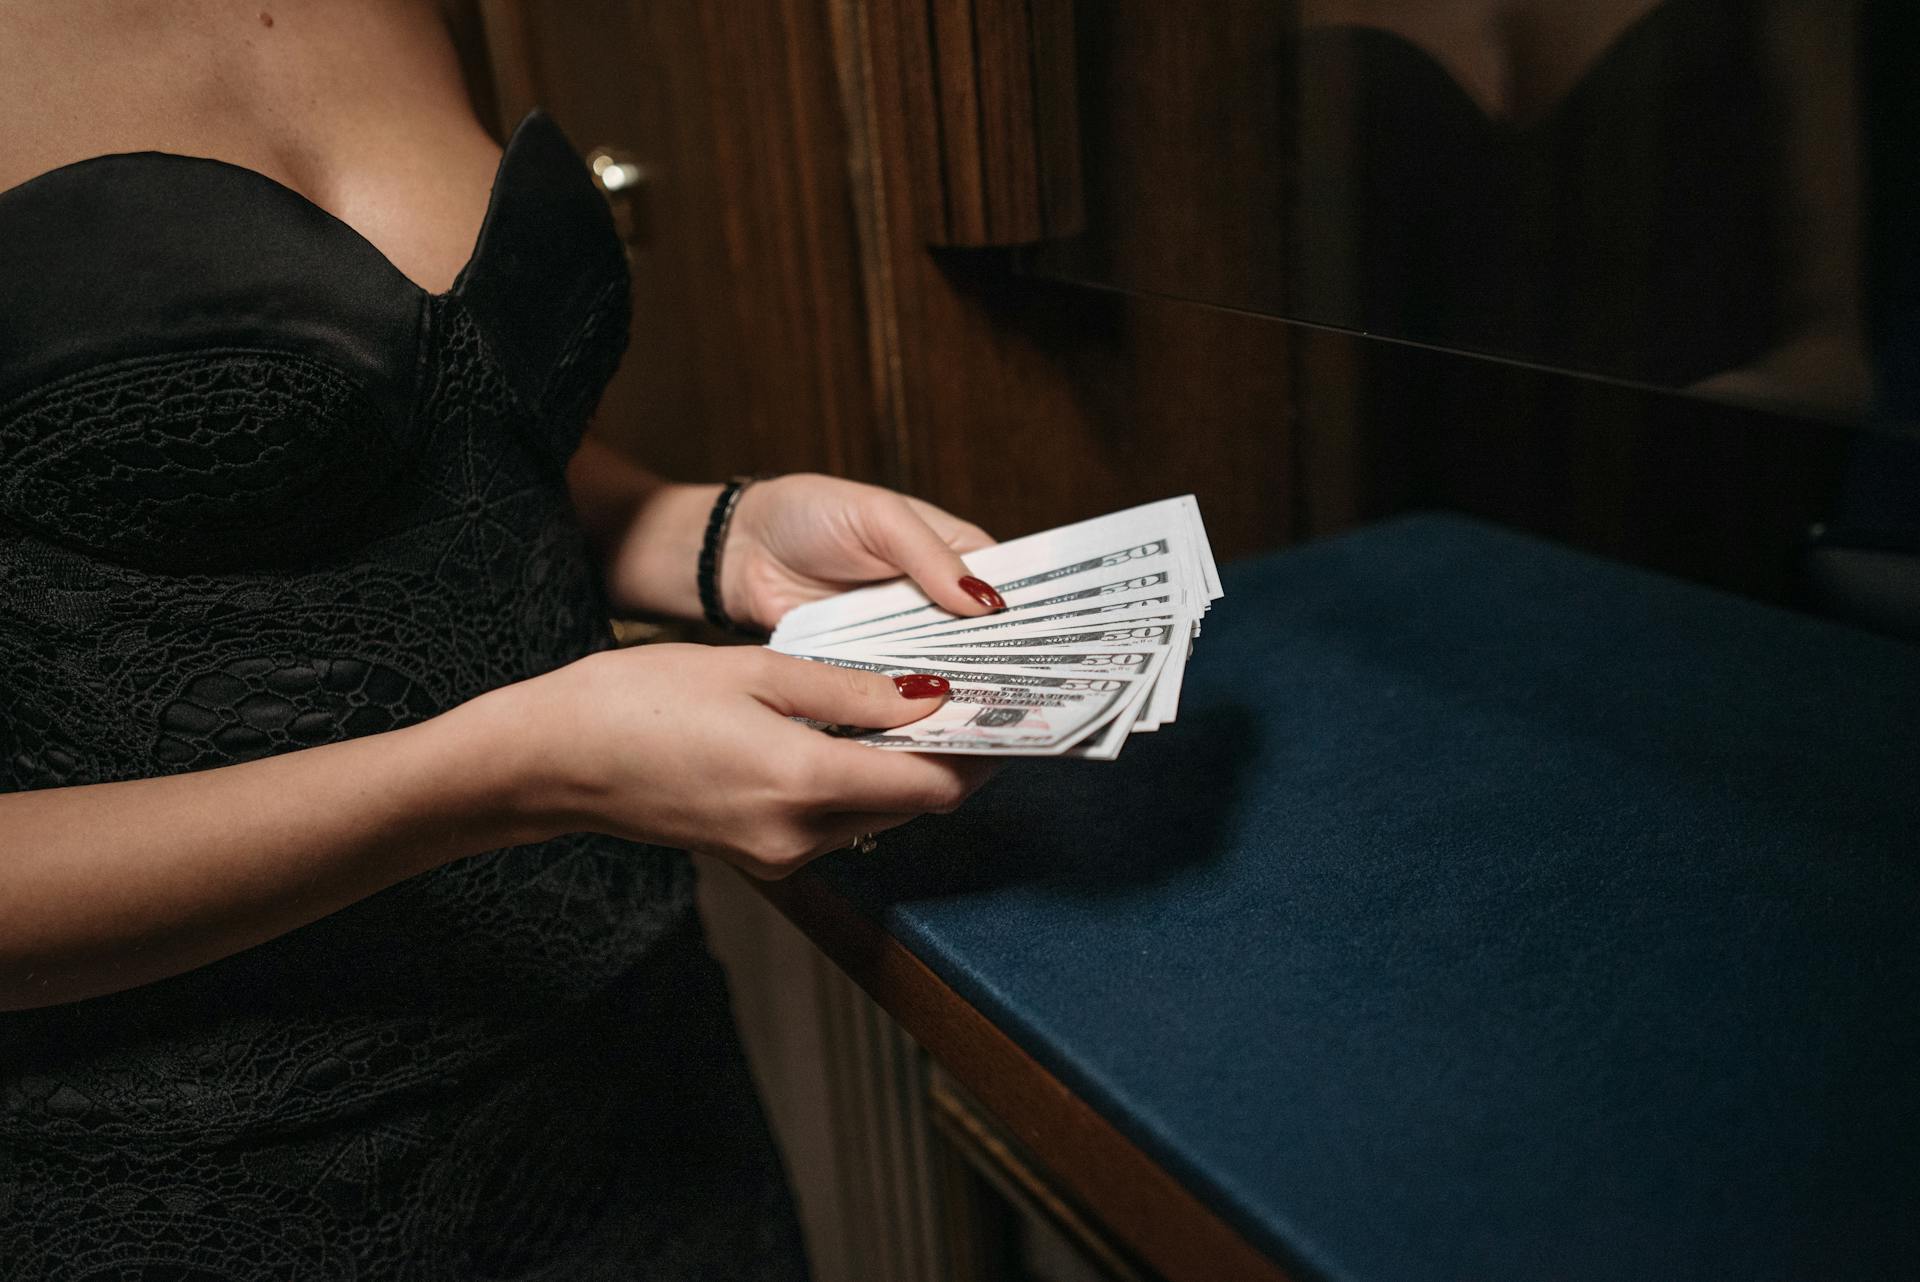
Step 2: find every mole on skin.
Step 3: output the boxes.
[259,11,274,27]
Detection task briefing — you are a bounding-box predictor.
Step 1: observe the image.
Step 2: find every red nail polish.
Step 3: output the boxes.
[894,674,950,699]
[959,576,1006,611]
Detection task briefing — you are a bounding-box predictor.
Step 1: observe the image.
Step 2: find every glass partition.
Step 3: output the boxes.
[1026,0,1919,433]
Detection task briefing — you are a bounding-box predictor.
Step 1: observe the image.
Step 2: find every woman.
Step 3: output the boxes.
[0,2,999,1276]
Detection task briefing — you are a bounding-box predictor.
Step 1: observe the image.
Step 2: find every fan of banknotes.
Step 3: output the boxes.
[768,497,1222,758]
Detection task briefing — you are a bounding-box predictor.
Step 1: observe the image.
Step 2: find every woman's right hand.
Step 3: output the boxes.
[0,641,982,1008]
[470,644,995,879]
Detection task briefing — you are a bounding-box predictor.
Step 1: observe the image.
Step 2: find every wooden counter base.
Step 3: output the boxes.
[757,870,1300,1282]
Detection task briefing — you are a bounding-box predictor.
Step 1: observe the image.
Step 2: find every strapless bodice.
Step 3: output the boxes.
[0,109,628,572]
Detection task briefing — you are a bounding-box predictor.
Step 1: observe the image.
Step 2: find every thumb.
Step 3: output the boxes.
[751,652,952,728]
[861,500,1007,617]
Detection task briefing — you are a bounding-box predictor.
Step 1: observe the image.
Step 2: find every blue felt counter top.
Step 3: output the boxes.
[808,513,1920,1282]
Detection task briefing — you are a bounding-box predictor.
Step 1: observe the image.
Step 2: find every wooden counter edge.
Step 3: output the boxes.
[755,868,1305,1282]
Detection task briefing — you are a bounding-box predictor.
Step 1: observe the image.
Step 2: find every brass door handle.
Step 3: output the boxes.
[586,147,651,252]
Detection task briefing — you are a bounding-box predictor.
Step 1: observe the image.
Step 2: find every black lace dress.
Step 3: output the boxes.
[0,110,809,1280]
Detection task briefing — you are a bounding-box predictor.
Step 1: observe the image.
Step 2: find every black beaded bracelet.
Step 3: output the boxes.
[697,476,763,633]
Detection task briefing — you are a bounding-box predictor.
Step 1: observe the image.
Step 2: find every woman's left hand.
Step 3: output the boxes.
[720,474,1003,632]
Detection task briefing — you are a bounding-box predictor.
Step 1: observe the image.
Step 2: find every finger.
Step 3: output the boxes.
[944,522,997,554]
[805,741,1003,816]
[748,651,952,728]
[860,498,1007,616]
[903,497,997,553]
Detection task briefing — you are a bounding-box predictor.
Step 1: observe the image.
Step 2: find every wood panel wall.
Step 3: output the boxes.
[501,0,885,485]
[467,0,1854,602]
[489,0,1299,558]
[836,0,1299,556]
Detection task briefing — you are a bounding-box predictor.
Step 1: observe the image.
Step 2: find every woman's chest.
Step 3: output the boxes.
[0,111,630,573]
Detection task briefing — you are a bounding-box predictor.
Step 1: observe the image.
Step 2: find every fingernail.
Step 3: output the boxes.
[959,576,1006,611]
[894,674,950,699]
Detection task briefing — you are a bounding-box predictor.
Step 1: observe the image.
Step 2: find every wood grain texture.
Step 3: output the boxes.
[758,872,1305,1282]
[510,0,882,483]
[1028,0,1293,310]
[862,0,1297,557]
[1028,0,1086,238]
[927,1064,1157,1282]
[1288,323,1854,603]
[903,0,1084,246]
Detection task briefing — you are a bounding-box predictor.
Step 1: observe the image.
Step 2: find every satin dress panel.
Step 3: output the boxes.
[0,110,808,1280]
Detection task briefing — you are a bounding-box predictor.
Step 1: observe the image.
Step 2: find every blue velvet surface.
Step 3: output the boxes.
[809,514,1920,1282]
